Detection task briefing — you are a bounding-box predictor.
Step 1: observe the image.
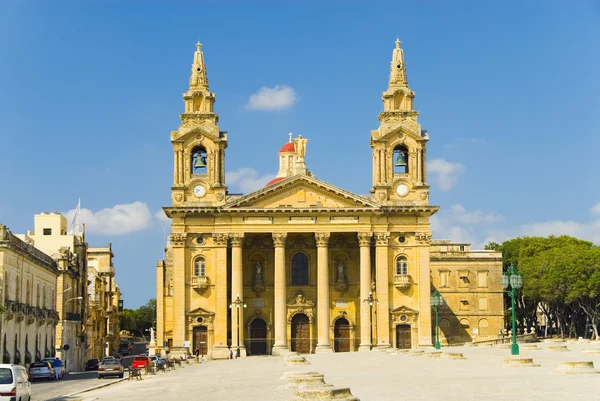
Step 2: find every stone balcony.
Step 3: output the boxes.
[394,274,412,290]
[191,276,210,293]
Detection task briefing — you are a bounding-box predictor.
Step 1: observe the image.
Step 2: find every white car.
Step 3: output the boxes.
[0,364,31,401]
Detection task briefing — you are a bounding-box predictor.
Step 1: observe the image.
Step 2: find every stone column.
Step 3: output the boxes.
[170,233,187,354]
[230,233,246,357]
[358,232,373,351]
[156,260,165,355]
[416,232,433,346]
[212,233,230,359]
[315,232,332,353]
[272,233,288,355]
[374,232,391,348]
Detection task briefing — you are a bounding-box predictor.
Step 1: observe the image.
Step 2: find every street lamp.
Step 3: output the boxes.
[430,290,444,350]
[502,263,523,356]
[61,296,83,371]
[362,291,379,350]
[229,294,246,358]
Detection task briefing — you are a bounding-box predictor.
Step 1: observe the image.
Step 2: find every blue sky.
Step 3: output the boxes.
[1,1,599,308]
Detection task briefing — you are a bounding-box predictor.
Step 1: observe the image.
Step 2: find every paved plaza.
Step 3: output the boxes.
[66,341,600,401]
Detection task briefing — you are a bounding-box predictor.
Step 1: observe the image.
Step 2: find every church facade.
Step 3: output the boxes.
[156,40,503,359]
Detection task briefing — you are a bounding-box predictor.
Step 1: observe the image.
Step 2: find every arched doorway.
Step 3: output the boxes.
[192,326,208,356]
[291,314,310,353]
[249,319,267,355]
[396,324,411,349]
[334,318,350,352]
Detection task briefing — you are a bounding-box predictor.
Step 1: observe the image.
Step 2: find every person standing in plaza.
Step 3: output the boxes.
[194,346,200,362]
[54,357,63,379]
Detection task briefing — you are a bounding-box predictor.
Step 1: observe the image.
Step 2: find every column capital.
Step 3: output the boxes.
[357,232,373,247]
[170,233,187,247]
[229,233,244,247]
[212,233,229,247]
[314,232,330,248]
[272,233,287,247]
[374,232,390,246]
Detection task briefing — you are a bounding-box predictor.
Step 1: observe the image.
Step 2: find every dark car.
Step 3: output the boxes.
[85,359,99,371]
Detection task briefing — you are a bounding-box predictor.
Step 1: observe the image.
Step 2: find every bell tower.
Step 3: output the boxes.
[171,42,227,206]
[371,39,429,205]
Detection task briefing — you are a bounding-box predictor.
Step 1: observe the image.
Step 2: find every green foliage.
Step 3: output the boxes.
[119,299,156,340]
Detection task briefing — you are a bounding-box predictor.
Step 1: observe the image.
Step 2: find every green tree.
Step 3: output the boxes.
[119,299,156,341]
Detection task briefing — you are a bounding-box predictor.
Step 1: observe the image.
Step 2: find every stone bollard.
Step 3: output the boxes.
[553,361,598,374]
[503,357,539,368]
[285,353,310,366]
[440,352,466,360]
[292,387,360,401]
[282,371,331,389]
[548,345,570,352]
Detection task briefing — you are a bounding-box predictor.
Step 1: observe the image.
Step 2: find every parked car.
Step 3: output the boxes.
[85,359,99,371]
[0,364,31,400]
[97,359,124,379]
[28,361,54,381]
[41,358,63,379]
[118,342,130,355]
[131,356,151,370]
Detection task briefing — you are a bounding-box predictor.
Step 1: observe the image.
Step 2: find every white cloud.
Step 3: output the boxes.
[449,204,503,224]
[431,204,504,249]
[428,158,465,191]
[154,209,170,223]
[591,202,600,216]
[64,201,153,236]
[226,168,275,193]
[246,85,298,111]
[518,220,600,244]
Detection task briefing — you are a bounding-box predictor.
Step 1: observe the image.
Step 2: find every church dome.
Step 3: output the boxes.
[265,177,285,187]
[279,142,295,153]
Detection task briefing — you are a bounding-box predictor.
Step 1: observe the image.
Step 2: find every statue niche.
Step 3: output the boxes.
[252,261,265,293]
[335,260,348,293]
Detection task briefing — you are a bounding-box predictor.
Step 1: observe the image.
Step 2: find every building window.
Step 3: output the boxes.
[393,145,409,174]
[191,147,207,175]
[478,297,487,311]
[478,318,489,336]
[194,257,206,277]
[477,271,488,288]
[440,271,449,288]
[458,271,470,287]
[43,228,52,235]
[440,318,450,329]
[291,252,309,285]
[460,298,469,311]
[459,245,465,252]
[396,256,408,275]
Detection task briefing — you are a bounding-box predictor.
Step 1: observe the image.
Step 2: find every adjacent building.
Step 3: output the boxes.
[0,225,59,366]
[156,40,504,359]
[87,245,121,360]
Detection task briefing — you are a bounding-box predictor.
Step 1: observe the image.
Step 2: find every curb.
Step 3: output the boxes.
[46,377,128,401]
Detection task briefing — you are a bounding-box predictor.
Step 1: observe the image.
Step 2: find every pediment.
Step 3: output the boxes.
[186,306,215,316]
[372,125,426,145]
[390,305,419,315]
[287,292,315,308]
[223,175,379,209]
[172,125,223,144]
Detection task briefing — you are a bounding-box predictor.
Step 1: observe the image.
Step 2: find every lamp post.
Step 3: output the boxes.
[61,296,83,372]
[502,263,523,356]
[362,291,378,350]
[430,290,443,350]
[229,294,246,358]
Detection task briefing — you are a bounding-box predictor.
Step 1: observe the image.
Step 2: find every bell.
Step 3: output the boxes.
[194,154,206,169]
[395,151,407,167]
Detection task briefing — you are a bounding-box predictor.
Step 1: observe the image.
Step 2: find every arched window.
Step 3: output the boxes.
[291,253,309,285]
[393,145,409,174]
[478,318,489,336]
[194,257,206,277]
[191,146,208,175]
[396,256,408,275]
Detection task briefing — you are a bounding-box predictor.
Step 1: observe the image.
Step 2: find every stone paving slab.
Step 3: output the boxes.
[81,343,600,401]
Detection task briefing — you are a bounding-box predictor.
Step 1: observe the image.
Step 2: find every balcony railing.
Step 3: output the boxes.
[191,276,210,293]
[394,274,412,290]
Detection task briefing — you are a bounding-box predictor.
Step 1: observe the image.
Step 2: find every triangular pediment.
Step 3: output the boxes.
[390,305,419,315]
[224,175,379,210]
[186,306,215,316]
[373,125,426,145]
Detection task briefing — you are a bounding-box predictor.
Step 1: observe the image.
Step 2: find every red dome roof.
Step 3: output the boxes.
[279,142,295,153]
[265,177,286,187]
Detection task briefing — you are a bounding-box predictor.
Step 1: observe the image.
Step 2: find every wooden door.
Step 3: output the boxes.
[334,318,350,352]
[193,326,208,355]
[396,325,411,349]
[250,319,268,355]
[291,314,310,353]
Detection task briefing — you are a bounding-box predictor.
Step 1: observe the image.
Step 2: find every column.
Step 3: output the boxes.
[170,233,187,355]
[358,232,373,351]
[212,233,230,359]
[375,232,391,348]
[315,232,332,353]
[230,233,246,357]
[417,233,433,346]
[156,260,165,355]
[272,233,288,355]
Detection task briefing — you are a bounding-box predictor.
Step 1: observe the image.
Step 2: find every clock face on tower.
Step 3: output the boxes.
[193,185,206,198]
[396,184,409,197]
